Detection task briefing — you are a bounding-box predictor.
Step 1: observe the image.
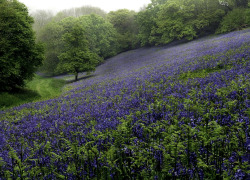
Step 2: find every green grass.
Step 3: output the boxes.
[179,64,233,81]
[26,75,65,98]
[0,75,65,110]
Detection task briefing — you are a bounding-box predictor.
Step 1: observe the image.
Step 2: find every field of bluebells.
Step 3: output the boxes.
[1,29,250,179]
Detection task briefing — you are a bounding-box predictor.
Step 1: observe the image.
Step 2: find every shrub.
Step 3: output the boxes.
[216,8,249,34]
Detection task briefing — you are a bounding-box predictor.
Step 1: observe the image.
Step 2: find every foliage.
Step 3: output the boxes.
[37,21,64,75]
[234,0,249,7]
[31,5,106,32]
[246,8,250,24]
[31,10,54,35]
[107,9,139,51]
[33,0,250,77]
[136,4,159,46]
[38,14,118,76]
[137,0,227,45]
[79,14,119,59]
[52,6,107,21]
[151,0,197,45]
[0,28,250,179]
[216,8,249,34]
[56,22,100,81]
[0,0,44,91]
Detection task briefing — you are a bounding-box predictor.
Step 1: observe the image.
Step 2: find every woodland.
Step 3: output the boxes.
[0,0,250,179]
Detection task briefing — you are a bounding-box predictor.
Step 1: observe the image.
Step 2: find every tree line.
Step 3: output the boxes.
[0,0,250,90]
[34,0,250,76]
[137,0,249,46]
[34,8,138,77]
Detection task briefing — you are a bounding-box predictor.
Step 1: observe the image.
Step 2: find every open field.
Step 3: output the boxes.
[0,29,250,179]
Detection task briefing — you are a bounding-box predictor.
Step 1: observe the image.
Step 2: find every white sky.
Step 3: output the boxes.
[18,0,151,13]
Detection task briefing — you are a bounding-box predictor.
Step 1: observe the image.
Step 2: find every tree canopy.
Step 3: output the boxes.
[31,10,54,34]
[107,9,139,51]
[56,20,100,81]
[38,14,118,76]
[136,0,249,46]
[33,0,250,77]
[0,0,44,91]
[79,14,119,59]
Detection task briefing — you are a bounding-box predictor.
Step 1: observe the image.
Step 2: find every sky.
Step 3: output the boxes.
[18,0,151,13]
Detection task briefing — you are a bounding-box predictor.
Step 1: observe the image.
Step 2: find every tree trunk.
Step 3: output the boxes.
[75,73,78,81]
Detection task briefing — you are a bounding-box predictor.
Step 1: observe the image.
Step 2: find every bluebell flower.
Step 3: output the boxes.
[234,169,246,180]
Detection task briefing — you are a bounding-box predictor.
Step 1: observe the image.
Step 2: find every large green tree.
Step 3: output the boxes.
[38,15,118,75]
[79,14,119,59]
[137,0,226,46]
[0,0,44,91]
[137,5,159,46]
[150,0,197,44]
[56,22,99,81]
[37,17,76,75]
[216,7,249,33]
[107,9,139,51]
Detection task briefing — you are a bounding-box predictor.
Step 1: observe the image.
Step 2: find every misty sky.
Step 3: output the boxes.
[18,0,151,13]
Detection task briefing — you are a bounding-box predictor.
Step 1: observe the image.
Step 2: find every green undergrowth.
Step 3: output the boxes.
[179,64,233,81]
[0,75,65,110]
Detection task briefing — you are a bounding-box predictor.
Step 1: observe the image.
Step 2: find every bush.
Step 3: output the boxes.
[216,8,249,34]
[246,8,250,25]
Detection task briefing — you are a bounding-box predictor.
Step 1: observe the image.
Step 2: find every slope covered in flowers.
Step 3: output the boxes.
[0,29,250,179]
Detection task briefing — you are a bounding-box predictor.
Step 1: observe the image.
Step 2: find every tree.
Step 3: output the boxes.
[137,5,159,46]
[37,21,64,75]
[59,6,106,18]
[31,10,54,34]
[0,0,44,91]
[196,0,225,35]
[79,14,119,59]
[107,9,139,51]
[38,17,77,76]
[138,0,226,46]
[234,0,248,7]
[56,22,99,81]
[52,6,106,22]
[38,15,118,76]
[216,8,249,33]
[151,0,197,45]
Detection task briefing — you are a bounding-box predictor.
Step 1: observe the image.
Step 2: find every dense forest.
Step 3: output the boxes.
[32,0,250,77]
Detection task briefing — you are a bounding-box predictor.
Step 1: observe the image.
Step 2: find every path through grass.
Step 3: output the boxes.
[0,75,65,110]
[27,75,65,98]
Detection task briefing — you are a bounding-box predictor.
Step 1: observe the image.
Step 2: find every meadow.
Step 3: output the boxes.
[0,76,65,110]
[0,29,250,179]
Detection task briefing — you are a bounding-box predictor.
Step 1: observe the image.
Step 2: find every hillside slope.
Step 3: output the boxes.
[0,29,250,179]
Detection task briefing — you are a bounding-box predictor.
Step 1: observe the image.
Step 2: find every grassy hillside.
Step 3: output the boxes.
[0,29,250,179]
[0,75,65,110]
